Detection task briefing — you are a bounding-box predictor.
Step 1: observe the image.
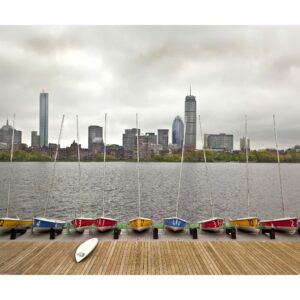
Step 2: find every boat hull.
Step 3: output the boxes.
[229,217,259,233]
[0,218,20,233]
[128,217,153,232]
[18,219,33,229]
[199,217,224,232]
[163,217,187,232]
[95,217,118,232]
[260,217,298,234]
[71,218,95,232]
[32,217,66,233]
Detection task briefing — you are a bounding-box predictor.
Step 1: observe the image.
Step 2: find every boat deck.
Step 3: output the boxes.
[0,239,299,274]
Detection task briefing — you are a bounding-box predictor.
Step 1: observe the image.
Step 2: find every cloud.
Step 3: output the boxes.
[0,26,300,149]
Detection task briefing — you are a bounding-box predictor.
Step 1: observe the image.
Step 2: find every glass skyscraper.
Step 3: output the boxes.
[39,91,48,148]
[185,91,196,149]
[172,116,184,148]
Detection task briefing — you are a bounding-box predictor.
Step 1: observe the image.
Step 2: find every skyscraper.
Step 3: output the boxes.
[157,129,169,151]
[185,89,196,149]
[0,120,22,148]
[88,126,103,150]
[172,116,184,148]
[39,91,48,148]
[31,131,40,148]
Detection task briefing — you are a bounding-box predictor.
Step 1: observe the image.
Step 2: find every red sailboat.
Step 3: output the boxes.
[95,113,117,232]
[197,115,224,232]
[71,115,95,232]
[259,115,298,234]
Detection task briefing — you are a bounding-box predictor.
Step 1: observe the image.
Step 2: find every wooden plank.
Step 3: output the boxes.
[0,240,300,275]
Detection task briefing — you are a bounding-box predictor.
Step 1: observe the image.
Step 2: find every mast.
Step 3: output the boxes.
[175,115,186,218]
[102,113,107,217]
[76,115,82,217]
[198,115,214,218]
[245,115,250,217]
[136,114,141,218]
[6,114,15,218]
[43,115,64,217]
[273,115,285,218]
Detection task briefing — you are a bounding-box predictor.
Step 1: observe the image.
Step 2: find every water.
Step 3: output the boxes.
[0,162,300,223]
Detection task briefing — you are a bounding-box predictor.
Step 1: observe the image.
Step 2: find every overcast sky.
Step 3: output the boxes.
[1,26,300,149]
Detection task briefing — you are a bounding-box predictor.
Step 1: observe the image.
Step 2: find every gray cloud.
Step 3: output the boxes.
[0,26,300,149]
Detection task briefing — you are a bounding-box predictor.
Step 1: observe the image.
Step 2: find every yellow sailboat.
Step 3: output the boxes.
[127,114,153,232]
[0,115,32,234]
[229,115,259,233]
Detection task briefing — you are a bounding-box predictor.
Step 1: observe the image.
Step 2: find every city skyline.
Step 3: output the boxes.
[1,26,300,149]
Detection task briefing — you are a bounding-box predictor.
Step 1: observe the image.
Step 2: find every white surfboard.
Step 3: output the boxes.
[75,238,98,263]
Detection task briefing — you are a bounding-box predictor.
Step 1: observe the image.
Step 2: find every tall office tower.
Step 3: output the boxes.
[0,120,22,148]
[207,133,234,152]
[185,89,196,149]
[88,126,103,150]
[240,137,250,152]
[172,116,184,148]
[157,129,169,151]
[122,128,140,152]
[31,131,40,148]
[39,91,49,148]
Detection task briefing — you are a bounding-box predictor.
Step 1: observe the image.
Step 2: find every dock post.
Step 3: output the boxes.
[113,228,120,239]
[298,228,300,234]
[10,229,16,240]
[231,227,236,239]
[153,228,158,239]
[50,228,55,240]
[270,228,275,239]
[192,228,198,239]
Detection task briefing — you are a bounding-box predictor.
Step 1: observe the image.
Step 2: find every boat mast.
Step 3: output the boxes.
[245,115,250,218]
[198,115,214,218]
[6,114,15,218]
[76,115,82,217]
[175,115,186,218]
[273,115,285,218]
[101,113,107,217]
[43,115,65,217]
[136,114,141,218]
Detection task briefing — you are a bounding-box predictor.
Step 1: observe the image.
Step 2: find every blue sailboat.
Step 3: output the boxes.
[163,108,188,232]
[32,115,66,233]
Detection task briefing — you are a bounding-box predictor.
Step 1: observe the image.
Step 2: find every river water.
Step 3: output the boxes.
[0,162,299,223]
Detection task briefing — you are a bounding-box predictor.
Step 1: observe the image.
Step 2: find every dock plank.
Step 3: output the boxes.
[0,240,299,275]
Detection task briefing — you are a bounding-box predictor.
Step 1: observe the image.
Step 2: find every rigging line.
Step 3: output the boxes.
[6,114,15,218]
[245,115,251,217]
[198,115,214,218]
[175,115,186,219]
[102,113,107,217]
[273,114,285,218]
[76,115,82,217]
[136,113,141,218]
[43,115,65,217]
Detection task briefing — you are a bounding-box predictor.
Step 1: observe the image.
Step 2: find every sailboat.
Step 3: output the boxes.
[70,115,95,232]
[229,115,259,233]
[32,115,66,233]
[259,115,298,234]
[163,115,187,232]
[95,113,118,232]
[0,115,32,233]
[197,115,224,232]
[127,114,153,232]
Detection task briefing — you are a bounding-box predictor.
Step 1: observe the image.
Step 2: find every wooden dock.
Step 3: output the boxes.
[0,240,299,275]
